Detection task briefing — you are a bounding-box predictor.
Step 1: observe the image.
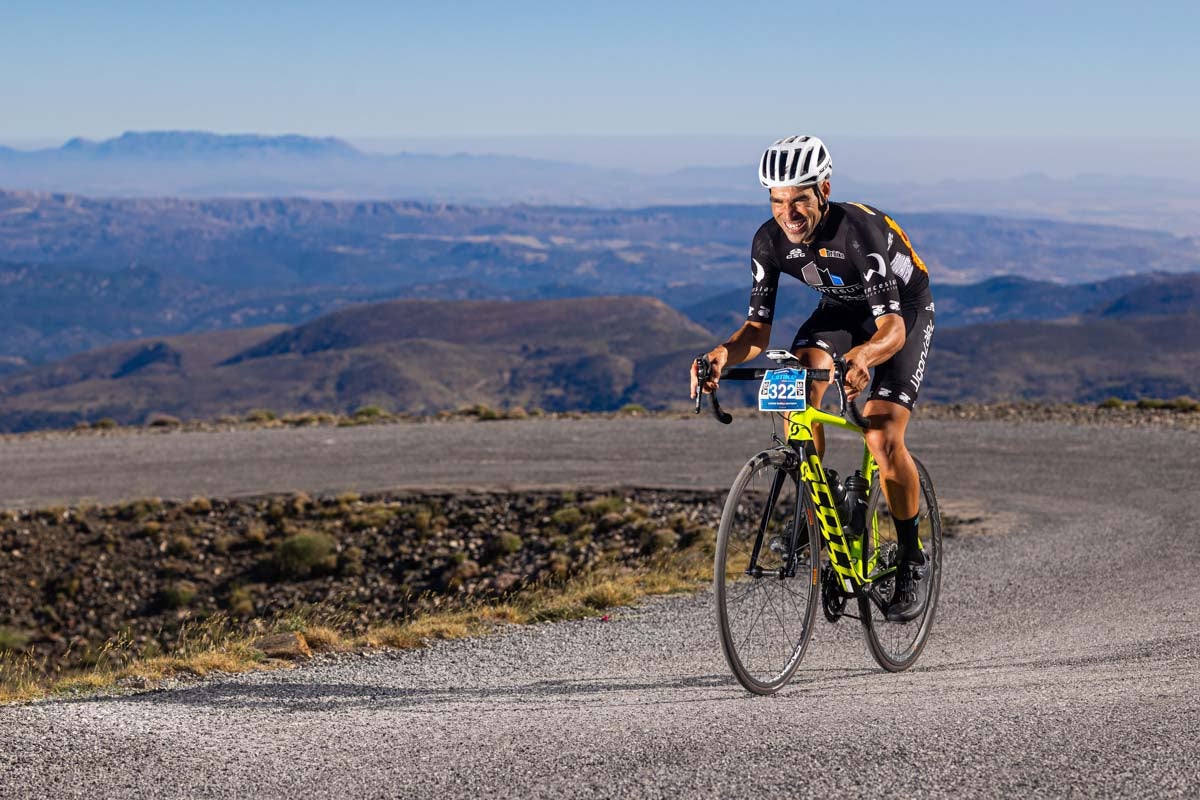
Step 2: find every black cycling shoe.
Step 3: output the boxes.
[885,557,928,623]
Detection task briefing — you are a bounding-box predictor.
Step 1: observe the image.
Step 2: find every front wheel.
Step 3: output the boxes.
[714,447,820,695]
[858,455,942,672]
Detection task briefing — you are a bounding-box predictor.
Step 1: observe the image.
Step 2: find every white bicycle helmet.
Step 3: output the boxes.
[759,135,832,188]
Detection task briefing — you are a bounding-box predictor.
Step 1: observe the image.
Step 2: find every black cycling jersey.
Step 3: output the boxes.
[747,202,932,323]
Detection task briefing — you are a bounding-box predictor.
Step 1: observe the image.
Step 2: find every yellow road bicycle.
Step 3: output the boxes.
[695,349,942,695]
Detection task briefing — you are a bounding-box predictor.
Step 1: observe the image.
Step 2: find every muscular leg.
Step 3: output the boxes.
[862,399,919,520]
[791,347,834,457]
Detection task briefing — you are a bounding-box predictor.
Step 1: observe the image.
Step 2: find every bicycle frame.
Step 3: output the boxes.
[698,355,900,596]
[781,405,894,595]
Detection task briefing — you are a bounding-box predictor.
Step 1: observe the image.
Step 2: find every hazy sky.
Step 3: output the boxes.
[2,1,1197,176]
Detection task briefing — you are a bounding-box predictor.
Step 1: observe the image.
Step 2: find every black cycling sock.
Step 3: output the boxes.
[894,513,924,564]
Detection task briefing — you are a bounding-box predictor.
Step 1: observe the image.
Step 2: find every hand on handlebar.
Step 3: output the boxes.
[841,349,871,401]
[690,346,728,399]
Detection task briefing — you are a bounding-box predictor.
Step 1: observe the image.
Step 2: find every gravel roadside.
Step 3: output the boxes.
[2,418,1198,798]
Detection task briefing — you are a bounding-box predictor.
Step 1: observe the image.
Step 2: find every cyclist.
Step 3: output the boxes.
[690,135,935,622]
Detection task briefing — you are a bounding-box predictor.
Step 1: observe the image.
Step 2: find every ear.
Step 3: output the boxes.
[819,180,832,200]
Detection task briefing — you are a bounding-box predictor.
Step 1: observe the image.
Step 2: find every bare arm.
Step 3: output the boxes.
[843,314,906,399]
[689,321,772,398]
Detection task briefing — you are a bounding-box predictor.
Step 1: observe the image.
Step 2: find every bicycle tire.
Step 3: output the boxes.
[858,455,942,672]
[714,447,820,695]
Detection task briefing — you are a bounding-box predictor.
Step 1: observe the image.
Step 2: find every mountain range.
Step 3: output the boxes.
[3,131,1199,234]
[0,275,1197,431]
[1,182,1198,378]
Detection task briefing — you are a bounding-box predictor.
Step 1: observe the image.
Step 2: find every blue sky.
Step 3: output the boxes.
[1,1,1197,173]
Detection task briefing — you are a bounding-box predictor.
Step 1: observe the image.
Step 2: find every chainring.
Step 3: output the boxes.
[821,564,848,623]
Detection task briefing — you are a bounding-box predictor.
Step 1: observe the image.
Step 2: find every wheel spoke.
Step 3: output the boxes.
[715,451,819,694]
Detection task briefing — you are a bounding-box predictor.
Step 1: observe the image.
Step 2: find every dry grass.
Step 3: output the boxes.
[0,540,715,705]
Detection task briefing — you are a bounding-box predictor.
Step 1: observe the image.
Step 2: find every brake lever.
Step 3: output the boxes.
[831,356,873,430]
[694,355,733,424]
[694,356,710,415]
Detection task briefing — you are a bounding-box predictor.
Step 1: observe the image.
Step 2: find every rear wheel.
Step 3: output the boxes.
[714,448,820,695]
[858,455,942,671]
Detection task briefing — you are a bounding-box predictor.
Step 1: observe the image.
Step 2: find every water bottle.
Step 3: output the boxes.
[825,469,847,519]
[843,471,869,537]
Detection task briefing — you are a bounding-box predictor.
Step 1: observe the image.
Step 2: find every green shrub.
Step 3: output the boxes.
[585,495,625,516]
[1169,396,1200,412]
[0,627,30,652]
[1097,397,1126,410]
[353,404,387,420]
[228,586,254,617]
[339,546,366,576]
[184,496,212,515]
[488,532,524,558]
[162,580,197,609]
[115,498,162,522]
[245,408,277,422]
[146,413,181,428]
[619,403,648,415]
[166,535,195,557]
[243,521,269,546]
[349,505,395,531]
[274,531,339,579]
[551,506,583,529]
[643,528,680,554]
[92,417,119,430]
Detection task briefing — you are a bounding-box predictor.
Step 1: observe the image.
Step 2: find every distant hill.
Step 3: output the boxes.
[2,289,1197,432]
[681,272,1194,334]
[0,297,713,432]
[57,131,362,160]
[3,131,1200,234]
[1095,273,1200,318]
[927,314,1200,403]
[923,273,1168,327]
[1,185,1194,299]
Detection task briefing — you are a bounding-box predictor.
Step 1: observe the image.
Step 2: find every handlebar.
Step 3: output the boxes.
[693,354,874,430]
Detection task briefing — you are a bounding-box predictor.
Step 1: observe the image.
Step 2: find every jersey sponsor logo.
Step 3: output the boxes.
[818,248,845,260]
[898,391,912,405]
[890,252,914,285]
[864,253,888,282]
[756,307,771,319]
[800,261,845,287]
[786,247,806,260]
[888,300,901,312]
[909,319,934,392]
[821,285,865,298]
[751,258,767,283]
[884,215,928,274]
[871,304,887,317]
[887,232,894,249]
[865,278,898,299]
[877,387,892,398]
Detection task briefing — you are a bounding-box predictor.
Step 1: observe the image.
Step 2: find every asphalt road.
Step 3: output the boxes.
[2,417,1199,798]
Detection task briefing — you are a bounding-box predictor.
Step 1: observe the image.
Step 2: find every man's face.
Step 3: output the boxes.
[770,181,830,244]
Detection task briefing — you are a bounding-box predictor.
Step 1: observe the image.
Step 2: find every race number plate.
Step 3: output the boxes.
[758,368,807,412]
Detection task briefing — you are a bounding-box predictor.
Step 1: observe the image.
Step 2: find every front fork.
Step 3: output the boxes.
[743,451,809,580]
